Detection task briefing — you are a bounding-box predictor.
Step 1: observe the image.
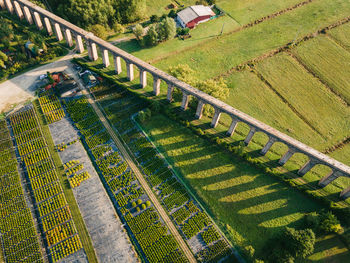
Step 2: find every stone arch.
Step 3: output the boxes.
[279,150,308,167]
[311,164,338,188]
[267,141,289,160]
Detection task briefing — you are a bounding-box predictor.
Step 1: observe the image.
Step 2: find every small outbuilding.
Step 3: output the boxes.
[176,5,215,28]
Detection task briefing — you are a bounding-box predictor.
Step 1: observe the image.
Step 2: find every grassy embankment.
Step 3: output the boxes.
[140,114,349,260]
[33,100,98,263]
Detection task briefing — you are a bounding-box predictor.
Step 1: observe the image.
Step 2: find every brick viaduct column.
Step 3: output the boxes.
[126,61,134,81]
[298,159,317,176]
[13,1,23,19]
[87,41,98,61]
[114,56,122,74]
[62,28,73,47]
[32,11,43,30]
[75,35,84,53]
[54,23,63,41]
[227,118,239,137]
[319,170,342,187]
[101,48,110,67]
[244,127,256,145]
[167,84,174,102]
[195,100,205,119]
[278,148,296,165]
[153,76,161,96]
[4,0,13,13]
[22,5,33,24]
[181,92,189,110]
[43,17,52,35]
[0,0,5,9]
[261,137,277,155]
[139,69,147,88]
[211,108,221,128]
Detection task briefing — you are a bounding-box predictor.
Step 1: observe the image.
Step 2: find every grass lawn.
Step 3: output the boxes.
[328,22,350,50]
[141,114,324,255]
[33,101,98,263]
[292,35,350,104]
[307,234,349,262]
[216,0,305,24]
[145,0,196,16]
[255,53,350,147]
[151,0,350,79]
[330,144,350,166]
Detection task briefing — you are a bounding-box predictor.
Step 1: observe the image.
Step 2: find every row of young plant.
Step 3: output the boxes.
[0,119,43,263]
[90,84,233,262]
[8,106,83,262]
[63,96,188,263]
[38,90,65,124]
[64,160,90,188]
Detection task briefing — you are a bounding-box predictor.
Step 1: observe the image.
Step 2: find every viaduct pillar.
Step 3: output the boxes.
[181,92,189,110]
[101,49,110,67]
[153,77,161,96]
[4,0,13,13]
[227,118,239,137]
[211,108,221,128]
[75,35,84,53]
[32,11,43,30]
[195,100,205,119]
[167,84,174,102]
[244,127,256,145]
[13,1,23,19]
[261,137,277,155]
[114,56,122,74]
[319,170,342,187]
[278,148,296,165]
[64,29,73,47]
[298,159,317,176]
[23,5,32,24]
[43,17,53,35]
[126,62,134,81]
[87,42,98,61]
[54,23,63,41]
[140,69,147,88]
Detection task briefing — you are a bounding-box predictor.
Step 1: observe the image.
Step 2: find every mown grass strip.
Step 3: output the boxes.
[32,100,98,263]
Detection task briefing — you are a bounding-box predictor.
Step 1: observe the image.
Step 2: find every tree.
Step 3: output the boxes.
[131,201,136,207]
[145,201,151,207]
[115,0,146,24]
[136,207,140,213]
[150,15,160,23]
[141,203,146,210]
[137,199,142,205]
[112,22,124,34]
[88,24,108,39]
[162,17,176,40]
[145,25,158,46]
[167,64,196,85]
[168,10,177,18]
[57,0,115,28]
[133,24,144,41]
[284,227,315,259]
[319,211,343,234]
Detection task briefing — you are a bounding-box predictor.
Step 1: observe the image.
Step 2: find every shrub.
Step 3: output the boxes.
[112,23,124,34]
[137,199,142,205]
[145,201,151,207]
[168,10,177,18]
[141,203,146,210]
[136,207,140,213]
[131,201,137,207]
[150,15,160,23]
[319,211,343,234]
[88,24,108,40]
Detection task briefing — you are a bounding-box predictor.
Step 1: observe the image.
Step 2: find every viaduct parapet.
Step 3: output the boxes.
[2,0,350,199]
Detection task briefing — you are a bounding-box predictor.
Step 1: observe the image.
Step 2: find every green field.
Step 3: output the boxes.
[329,21,350,50]
[255,53,350,147]
[330,144,350,166]
[216,0,305,24]
[145,0,196,16]
[292,35,350,104]
[140,114,349,258]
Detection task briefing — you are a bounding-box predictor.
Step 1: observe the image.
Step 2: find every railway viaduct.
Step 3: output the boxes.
[1,0,350,199]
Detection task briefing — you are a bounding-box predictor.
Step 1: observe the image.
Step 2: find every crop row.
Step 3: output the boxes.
[15,128,42,146]
[64,97,186,263]
[39,92,65,124]
[0,119,43,263]
[68,171,90,188]
[8,107,82,262]
[49,234,82,262]
[18,137,47,156]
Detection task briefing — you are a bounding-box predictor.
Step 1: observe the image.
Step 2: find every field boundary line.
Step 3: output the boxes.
[323,136,350,154]
[325,33,350,53]
[148,0,315,64]
[248,66,326,138]
[213,16,350,80]
[287,51,350,107]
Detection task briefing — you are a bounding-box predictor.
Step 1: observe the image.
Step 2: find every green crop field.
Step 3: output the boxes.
[292,35,350,104]
[329,22,350,50]
[255,53,350,147]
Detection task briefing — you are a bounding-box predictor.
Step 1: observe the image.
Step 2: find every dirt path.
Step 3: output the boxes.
[0,51,77,113]
[71,73,196,263]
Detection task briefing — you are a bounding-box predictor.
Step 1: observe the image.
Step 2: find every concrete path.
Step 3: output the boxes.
[50,117,138,263]
[0,51,76,113]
